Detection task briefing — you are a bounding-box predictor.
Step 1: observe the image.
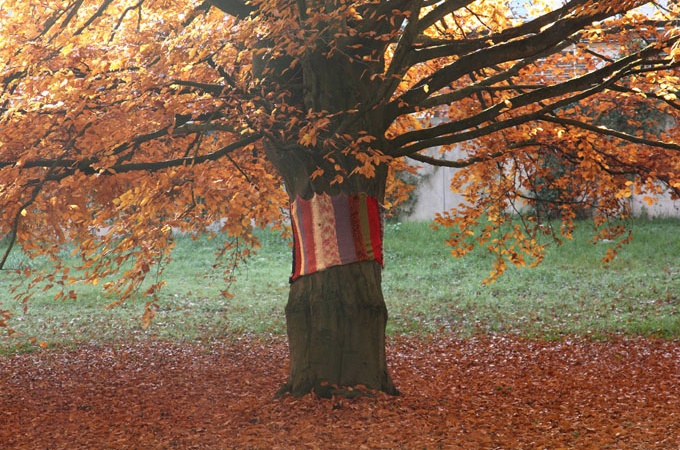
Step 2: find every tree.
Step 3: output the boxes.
[1,0,679,396]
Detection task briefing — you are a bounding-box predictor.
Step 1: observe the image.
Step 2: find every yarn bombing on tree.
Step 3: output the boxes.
[289,193,384,281]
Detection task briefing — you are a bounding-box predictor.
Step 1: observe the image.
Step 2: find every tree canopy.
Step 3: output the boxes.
[1,0,679,326]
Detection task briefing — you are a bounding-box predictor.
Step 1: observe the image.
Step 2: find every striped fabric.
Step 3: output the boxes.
[290,192,383,281]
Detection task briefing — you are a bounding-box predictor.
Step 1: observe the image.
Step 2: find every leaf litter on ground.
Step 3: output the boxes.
[1,335,679,449]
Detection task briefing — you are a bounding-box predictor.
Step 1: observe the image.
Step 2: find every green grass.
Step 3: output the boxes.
[383,219,680,338]
[1,219,680,354]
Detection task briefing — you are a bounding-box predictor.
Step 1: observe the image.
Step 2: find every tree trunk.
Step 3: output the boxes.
[259,39,397,397]
[278,260,398,397]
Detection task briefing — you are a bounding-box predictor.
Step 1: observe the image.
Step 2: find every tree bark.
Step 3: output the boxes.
[258,28,397,397]
[278,260,398,397]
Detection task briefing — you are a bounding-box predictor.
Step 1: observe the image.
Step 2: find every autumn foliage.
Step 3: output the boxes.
[1,0,678,302]
[1,0,680,393]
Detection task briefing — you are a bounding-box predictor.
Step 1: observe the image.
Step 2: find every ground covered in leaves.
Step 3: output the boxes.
[2,336,679,449]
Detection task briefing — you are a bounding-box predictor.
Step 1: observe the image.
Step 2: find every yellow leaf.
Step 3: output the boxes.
[141,302,156,330]
[60,43,74,56]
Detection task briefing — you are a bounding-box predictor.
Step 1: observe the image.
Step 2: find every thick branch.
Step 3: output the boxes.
[414,0,589,60]
[386,4,643,122]
[391,59,641,156]
[372,0,424,107]
[207,0,255,18]
[414,41,571,113]
[390,33,678,153]
[391,53,641,151]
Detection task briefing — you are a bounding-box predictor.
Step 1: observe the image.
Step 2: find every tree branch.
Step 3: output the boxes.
[413,0,590,60]
[417,0,475,34]
[101,133,261,174]
[109,0,144,42]
[391,61,643,156]
[412,41,571,113]
[540,115,680,151]
[74,0,116,36]
[407,149,506,168]
[372,0,424,107]
[0,181,44,270]
[75,134,262,177]
[58,0,86,31]
[390,52,640,151]
[389,32,679,153]
[0,159,61,270]
[170,79,226,96]
[207,0,255,18]
[386,3,645,122]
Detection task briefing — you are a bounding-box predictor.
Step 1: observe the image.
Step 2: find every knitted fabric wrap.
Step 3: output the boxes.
[290,192,383,281]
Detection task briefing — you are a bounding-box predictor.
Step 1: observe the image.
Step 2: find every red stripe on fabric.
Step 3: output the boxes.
[290,193,383,280]
[356,195,373,260]
[299,196,317,277]
[366,196,384,266]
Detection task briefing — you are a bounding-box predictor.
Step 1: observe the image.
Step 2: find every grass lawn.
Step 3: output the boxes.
[1,218,679,354]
